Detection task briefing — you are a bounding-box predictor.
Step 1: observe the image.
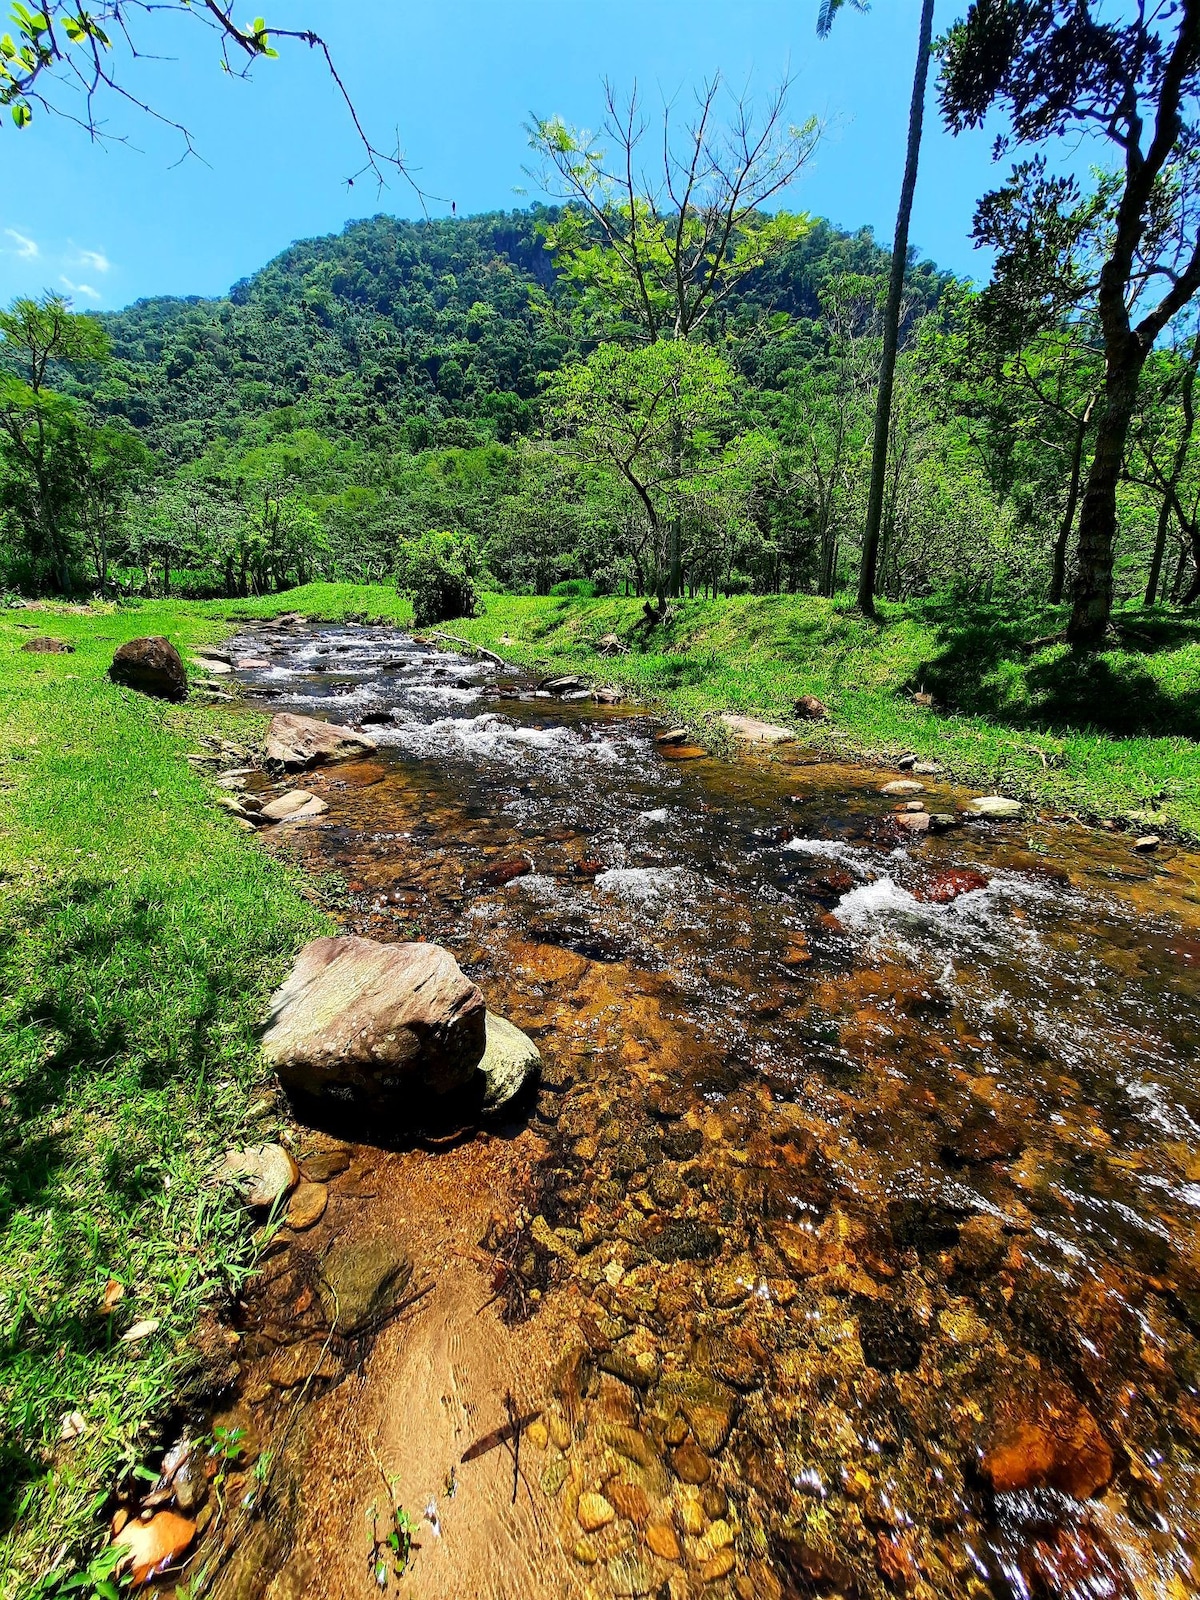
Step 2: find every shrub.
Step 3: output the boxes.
[550,578,597,598]
[395,529,481,627]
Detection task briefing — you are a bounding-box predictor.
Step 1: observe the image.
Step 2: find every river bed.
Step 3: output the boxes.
[198,619,1200,1600]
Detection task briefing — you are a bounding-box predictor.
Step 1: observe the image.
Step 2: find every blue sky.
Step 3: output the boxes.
[0,0,1009,312]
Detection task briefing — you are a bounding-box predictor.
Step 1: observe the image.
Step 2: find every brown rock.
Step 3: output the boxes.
[894,811,931,835]
[609,1480,650,1524]
[109,637,188,702]
[332,760,387,787]
[21,635,74,653]
[264,712,376,769]
[915,868,989,903]
[659,743,708,760]
[701,1548,737,1582]
[1134,835,1161,852]
[983,1400,1113,1499]
[112,1511,196,1584]
[265,1340,342,1388]
[471,855,533,887]
[217,1143,298,1209]
[285,1181,327,1230]
[793,694,828,720]
[262,936,487,1115]
[671,1441,711,1484]
[301,1147,351,1181]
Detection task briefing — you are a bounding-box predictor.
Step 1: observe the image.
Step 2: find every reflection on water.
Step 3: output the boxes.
[233,621,1200,1600]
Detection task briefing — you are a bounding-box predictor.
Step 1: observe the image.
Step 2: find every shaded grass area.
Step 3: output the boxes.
[209,583,1200,837]
[0,603,327,1596]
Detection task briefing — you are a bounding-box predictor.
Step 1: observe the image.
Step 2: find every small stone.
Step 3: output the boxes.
[646,1521,681,1562]
[678,1494,706,1536]
[301,1147,351,1181]
[881,780,924,795]
[928,813,960,832]
[284,1181,327,1231]
[542,1459,569,1495]
[476,1011,541,1112]
[671,1441,711,1484]
[609,1480,650,1524]
[655,728,690,745]
[525,1419,549,1450]
[894,811,931,835]
[706,1519,735,1551]
[21,636,73,654]
[260,789,328,823]
[573,1537,599,1565]
[966,795,1023,819]
[111,1511,196,1584]
[701,1548,737,1582]
[1134,835,1161,852]
[217,1144,298,1209]
[578,1492,616,1532]
[720,713,794,745]
[912,761,944,774]
[549,1412,572,1450]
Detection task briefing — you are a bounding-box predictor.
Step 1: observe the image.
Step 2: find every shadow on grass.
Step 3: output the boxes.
[911,601,1200,738]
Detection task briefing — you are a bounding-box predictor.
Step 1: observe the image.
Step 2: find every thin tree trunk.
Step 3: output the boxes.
[1145,335,1199,605]
[1050,396,1095,605]
[856,0,934,618]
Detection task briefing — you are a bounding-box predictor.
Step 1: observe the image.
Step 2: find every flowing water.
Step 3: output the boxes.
[199,620,1200,1600]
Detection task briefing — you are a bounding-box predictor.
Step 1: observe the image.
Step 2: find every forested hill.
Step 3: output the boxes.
[73,208,952,460]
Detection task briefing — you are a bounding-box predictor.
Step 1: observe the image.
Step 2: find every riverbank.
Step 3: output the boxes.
[0,604,327,1596]
[219,583,1200,839]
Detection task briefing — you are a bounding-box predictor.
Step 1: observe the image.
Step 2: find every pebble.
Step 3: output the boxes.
[881,779,924,795]
[671,1441,711,1484]
[646,1521,681,1561]
[578,1492,616,1532]
[301,1147,351,1181]
[525,1418,549,1449]
[573,1537,599,1565]
[285,1181,327,1230]
[700,1548,737,1582]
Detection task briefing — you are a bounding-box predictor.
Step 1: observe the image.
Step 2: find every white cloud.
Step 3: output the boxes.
[76,247,110,273]
[4,228,38,259]
[59,275,101,303]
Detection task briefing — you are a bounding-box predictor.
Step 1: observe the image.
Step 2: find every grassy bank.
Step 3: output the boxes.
[0,604,327,1596]
[203,582,1200,838]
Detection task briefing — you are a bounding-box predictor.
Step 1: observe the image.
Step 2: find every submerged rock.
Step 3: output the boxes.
[477,1011,541,1111]
[264,711,376,769]
[109,636,188,702]
[259,789,328,823]
[319,1233,413,1334]
[261,936,487,1117]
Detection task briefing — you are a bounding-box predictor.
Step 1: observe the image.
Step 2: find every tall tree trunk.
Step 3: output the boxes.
[1069,340,1145,645]
[1049,395,1095,605]
[856,0,934,619]
[1145,334,1199,605]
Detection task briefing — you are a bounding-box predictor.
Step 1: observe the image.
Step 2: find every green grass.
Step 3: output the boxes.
[0,602,328,1598]
[193,581,1200,834]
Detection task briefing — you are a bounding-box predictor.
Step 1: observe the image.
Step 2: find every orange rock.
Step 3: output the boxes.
[983,1402,1113,1499]
[671,1441,711,1484]
[577,1491,615,1532]
[112,1511,196,1585]
[701,1547,737,1582]
[609,1479,650,1524]
[646,1520,681,1561]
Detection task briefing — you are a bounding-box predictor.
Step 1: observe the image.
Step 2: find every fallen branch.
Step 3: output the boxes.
[422,630,507,667]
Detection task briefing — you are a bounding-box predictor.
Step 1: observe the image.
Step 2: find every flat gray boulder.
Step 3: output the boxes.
[477,1012,541,1112]
[720,713,794,745]
[262,936,487,1117]
[264,712,376,769]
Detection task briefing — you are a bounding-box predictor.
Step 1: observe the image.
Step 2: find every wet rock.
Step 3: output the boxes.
[264,712,376,769]
[912,760,945,775]
[609,1480,651,1524]
[332,760,387,787]
[319,1233,413,1335]
[881,780,924,796]
[21,635,73,653]
[655,728,690,745]
[593,687,624,704]
[707,1255,757,1308]
[111,1510,196,1585]
[671,1440,712,1484]
[109,637,188,701]
[578,1491,616,1532]
[262,936,487,1115]
[285,1181,328,1230]
[955,1213,1007,1275]
[471,855,533,888]
[660,743,708,760]
[265,1339,342,1388]
[721,713,794,745]
[916,868,989,903]
[928,813,961,832]
[260,789,328,823]
[794,694,828,720]
[646,1520,681,1561]
[982,1397,1113,1498]
[657,1372,738,1452]
[644,1218,722,1263]
[192,654,232,675]
[894,811,931,836]
[856,1297,926,1372]
[541,674,588,694]
[300,1147,351,1181]
[701,1548,737,1583]
[217,1143,298,1209]
[966,795,1023,819]
[1134,835,1161,852]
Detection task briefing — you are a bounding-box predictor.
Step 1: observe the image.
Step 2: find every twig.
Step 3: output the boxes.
[421,630,508,667]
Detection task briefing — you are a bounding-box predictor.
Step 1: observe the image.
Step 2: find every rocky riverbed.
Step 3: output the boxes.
[142,619,1200,1600]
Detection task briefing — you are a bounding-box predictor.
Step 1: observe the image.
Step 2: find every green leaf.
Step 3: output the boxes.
[11,99,30,126]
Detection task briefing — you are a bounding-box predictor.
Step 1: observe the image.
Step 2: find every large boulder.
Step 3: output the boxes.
[109,637,188,701]
[264,712,376,769]
[261,936,487,1118]
[478,1012,541,1112]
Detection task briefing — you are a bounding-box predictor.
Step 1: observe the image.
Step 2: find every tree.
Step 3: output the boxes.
[0,293,110,590]
[818,0,937,617]
[543,339,744,607]
[0,2,416,189]
[396,529,482,627]
[941,0,1200,647]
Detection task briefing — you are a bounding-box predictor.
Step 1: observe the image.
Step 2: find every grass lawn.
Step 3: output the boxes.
[0,603,327,1598]
[204,581,1200,838]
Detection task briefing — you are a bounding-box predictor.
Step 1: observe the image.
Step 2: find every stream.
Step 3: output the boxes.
[194,618,1200,1600]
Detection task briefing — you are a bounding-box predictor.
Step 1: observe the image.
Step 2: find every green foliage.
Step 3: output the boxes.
[395,527,482,626]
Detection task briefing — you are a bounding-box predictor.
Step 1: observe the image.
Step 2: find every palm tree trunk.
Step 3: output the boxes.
[856,0,934,618]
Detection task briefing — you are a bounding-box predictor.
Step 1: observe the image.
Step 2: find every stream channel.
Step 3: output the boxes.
[185,618,1199,1600]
